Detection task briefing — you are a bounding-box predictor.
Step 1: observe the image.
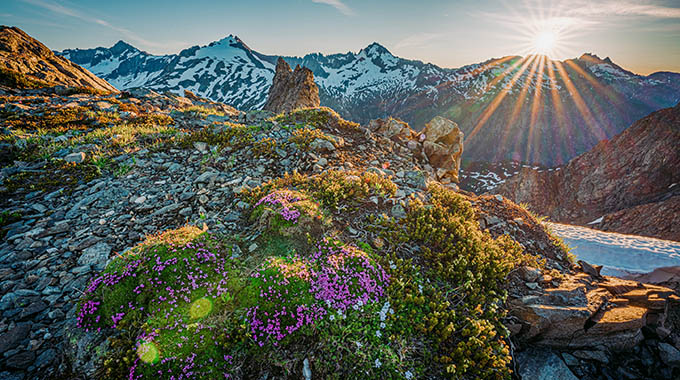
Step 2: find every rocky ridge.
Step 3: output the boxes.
[496,102,680,241]
[0,26,117,92]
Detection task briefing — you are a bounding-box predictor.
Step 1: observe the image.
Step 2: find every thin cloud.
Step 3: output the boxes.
[311,0,354,16]
[395,33,443,49]
[21,0,165,49]
[569,0,680,19]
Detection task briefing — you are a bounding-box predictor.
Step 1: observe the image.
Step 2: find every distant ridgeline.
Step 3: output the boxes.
[61,37,680,165]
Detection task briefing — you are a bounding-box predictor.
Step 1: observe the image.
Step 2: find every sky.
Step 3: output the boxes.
[1,0,679,75]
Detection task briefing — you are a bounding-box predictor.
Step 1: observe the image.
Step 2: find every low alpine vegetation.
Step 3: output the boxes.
[75,170,540,379]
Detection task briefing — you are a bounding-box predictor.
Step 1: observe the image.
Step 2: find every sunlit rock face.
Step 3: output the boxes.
[497,102,680,241]
[263,58,320,113]
[0,26,117,92]
[60,40,680,166]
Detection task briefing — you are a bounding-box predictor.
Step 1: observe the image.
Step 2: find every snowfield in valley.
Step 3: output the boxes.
[547,222,680,276]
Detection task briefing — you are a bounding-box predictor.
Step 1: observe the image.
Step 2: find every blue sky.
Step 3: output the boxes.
[2,0,679,74]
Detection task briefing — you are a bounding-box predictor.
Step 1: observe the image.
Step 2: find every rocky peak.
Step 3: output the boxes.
[361,42,392,57]
[110,40,137,55]
[263,57,320,113]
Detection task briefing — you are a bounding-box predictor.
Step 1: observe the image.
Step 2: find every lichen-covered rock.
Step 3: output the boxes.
[263,57,320,113]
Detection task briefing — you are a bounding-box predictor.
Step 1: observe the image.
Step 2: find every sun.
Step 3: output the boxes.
[533,29,558,56]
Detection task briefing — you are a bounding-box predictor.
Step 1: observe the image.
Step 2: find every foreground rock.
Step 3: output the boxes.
[497,102,680,242]
[263,57,320,113]
[368,116,464,183]
[421,116,464,183]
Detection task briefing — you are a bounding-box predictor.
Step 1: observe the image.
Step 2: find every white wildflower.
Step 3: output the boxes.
[374,358,382,368]
[375,330,382,338]
[329,314,335,321]
[380,322,386,329]
[405,370,414,379]
[355,341,363,349]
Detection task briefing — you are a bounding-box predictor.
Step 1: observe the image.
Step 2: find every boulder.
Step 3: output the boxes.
[507,275,676,351]
[367,118,413,141]
[420,116,463,182]
[64,152,86,163]
[516,348,579,380]
[263,57,320,113]
[659,342,680,367]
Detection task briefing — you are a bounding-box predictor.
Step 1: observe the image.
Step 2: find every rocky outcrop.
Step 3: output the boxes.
[368,116,464,183]
[421,116,464,183]
[509,273,677,350]
[0,26,117,92]
[263,57,319,113]
[497,102,680,241]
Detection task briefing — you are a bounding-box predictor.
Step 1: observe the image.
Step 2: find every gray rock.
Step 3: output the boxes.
[519,266,541,282]
[224,211,240,222]
[659,342,680,367]
[195,171,218,183]
[572,349,609,364]
[0,371,24,380]
[151,203,180,217]
[391,204,406,219]
[179,207,192,217]
[404,170,427,189]
[30,203,47,213]
[303,358,312,380]
[310,138,335,153]
[77,242,111,271]
[517,348,578,380]
[0,322,31,354]
[34,348,57,368]
[561,353,579,367]
[193,141,208,153]
[6,351,35,369]
[64,152,86,163]
[18,300,48,320]
[231,245,242,259]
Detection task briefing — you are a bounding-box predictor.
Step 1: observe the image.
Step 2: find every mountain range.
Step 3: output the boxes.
[60,35,680,165]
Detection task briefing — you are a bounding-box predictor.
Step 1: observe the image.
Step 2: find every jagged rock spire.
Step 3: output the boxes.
[263,57,320,113]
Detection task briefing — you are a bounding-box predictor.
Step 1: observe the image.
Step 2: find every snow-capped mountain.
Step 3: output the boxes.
[60,38,680,165]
